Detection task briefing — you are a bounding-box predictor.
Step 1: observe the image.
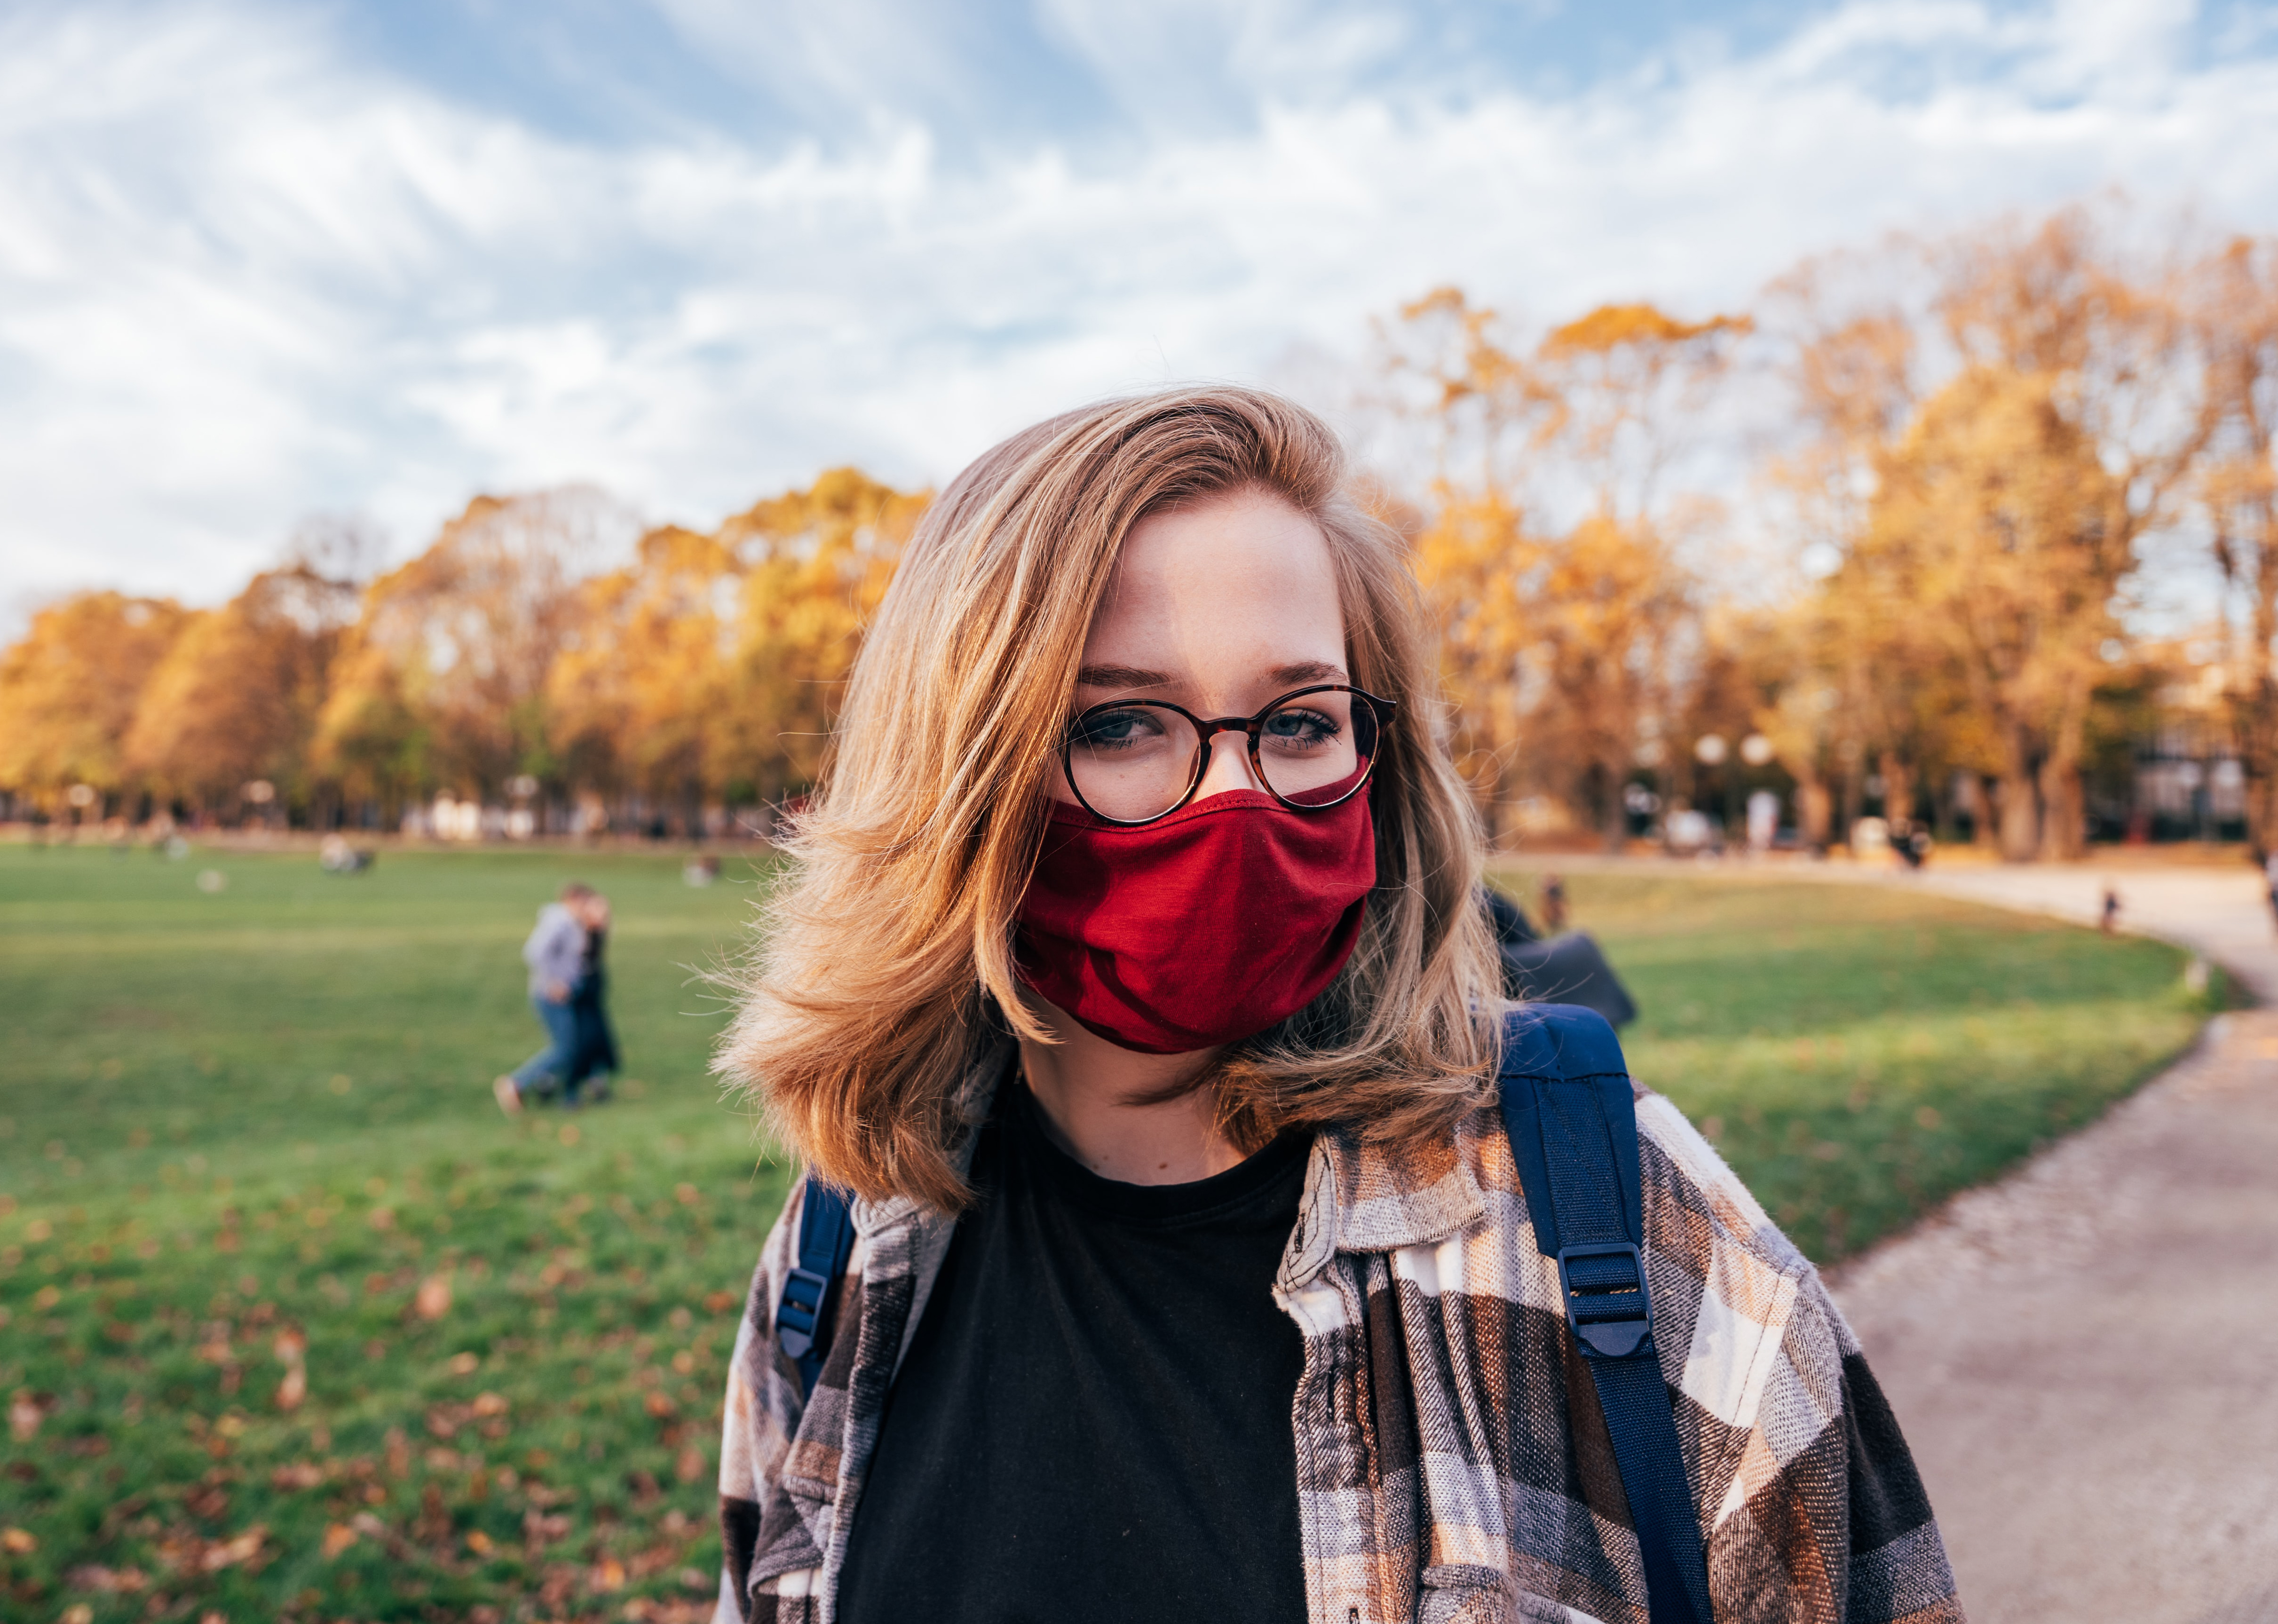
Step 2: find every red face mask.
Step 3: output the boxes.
[1014,788,1376,1054]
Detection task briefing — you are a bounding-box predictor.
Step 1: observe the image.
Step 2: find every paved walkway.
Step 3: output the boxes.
[1818,863,2278,1623]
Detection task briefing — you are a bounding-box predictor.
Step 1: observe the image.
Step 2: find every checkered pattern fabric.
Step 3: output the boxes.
[714,1038,1962,1623]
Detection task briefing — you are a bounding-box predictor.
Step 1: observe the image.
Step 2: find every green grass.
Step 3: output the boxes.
[0,846,2217,1622]
[1492,864,2223,1260]
[0,842,785,1624]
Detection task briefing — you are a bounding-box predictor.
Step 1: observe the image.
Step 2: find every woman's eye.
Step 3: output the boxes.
[1070,708,1161,750]
[1262,708,1339,747]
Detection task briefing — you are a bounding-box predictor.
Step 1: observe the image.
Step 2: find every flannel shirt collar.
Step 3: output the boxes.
[1279,1117,1487,1290]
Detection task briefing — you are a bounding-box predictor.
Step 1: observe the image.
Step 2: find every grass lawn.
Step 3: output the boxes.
[0,844,2216,1622]
[1491,863,2223,1260]
[0,841,784,1624]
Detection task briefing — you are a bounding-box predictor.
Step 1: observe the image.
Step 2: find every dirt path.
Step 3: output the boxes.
[1823,866,2278,1623]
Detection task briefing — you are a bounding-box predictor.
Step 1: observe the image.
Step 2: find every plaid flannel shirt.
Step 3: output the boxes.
[714,1036,1962,1624]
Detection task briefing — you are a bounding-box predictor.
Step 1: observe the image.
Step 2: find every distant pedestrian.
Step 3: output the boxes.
[563,892,619,1106]
[1539,871,1568,932]
[494,882,601,1114]
[2264,850,2278,933]
[2102,885,2122,936]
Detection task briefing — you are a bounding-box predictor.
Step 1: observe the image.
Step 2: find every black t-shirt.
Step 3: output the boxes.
[836,1084,1312,1624]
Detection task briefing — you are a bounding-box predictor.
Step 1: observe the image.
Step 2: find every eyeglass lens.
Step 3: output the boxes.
[1066,692,1378,822]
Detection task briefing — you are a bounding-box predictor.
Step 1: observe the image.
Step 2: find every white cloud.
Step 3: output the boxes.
[1,0,2275,623]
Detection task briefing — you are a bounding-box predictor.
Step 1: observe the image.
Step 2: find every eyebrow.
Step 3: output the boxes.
[1075,663,1172,690]
[1073,658,1350,693]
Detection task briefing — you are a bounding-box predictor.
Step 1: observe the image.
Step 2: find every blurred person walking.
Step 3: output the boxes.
[495,881,599,1114]
[564,891,619,1106]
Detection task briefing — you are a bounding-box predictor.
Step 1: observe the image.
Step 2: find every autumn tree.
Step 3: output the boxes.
[1782,207,2207,858]
[2197,235,2278,855]
[1389,291,1737,846]
[716,468,929,806]
[125,565,355,817]
[0,592,188,815]
[547,525,739,827]
[315,488,625,807]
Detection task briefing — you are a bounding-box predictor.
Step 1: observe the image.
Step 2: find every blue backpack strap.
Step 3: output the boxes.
[775,1176,857,1394]
[1500,1005,1713,1624]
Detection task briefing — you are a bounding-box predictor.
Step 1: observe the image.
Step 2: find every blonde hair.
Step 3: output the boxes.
[719,385,1501,1212]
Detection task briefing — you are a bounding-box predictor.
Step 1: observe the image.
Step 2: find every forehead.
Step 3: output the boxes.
[1085,489,1344,667]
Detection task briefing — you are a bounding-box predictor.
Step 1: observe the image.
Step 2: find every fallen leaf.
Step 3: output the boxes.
[275,1365,306,1410]
[702,1290,736,1315]
[269,1462,324,1490]
[8,1394,42,1442]
[322,1523,357,1558]
[594,1557,626,1591]
[471,1391,508,1418]
[199,1525,266,1571]
[60,1606,92,1624]
[415,1275,452,1320]
[466,1529,494,1555]
[2,1526,35,1553]
[643,1392,676,1419]
[675,1445,707,1484]
[447,1352,479,1376]
[67,1563,150,1593]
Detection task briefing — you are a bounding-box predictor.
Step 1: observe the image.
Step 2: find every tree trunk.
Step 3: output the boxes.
[1797,779,1832,850]
[1881,754,1916,833]
[1997,769,2040,862]
[2037,755,2086,861]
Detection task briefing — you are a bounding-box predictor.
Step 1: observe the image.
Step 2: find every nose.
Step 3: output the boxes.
[1194,723,1265,801]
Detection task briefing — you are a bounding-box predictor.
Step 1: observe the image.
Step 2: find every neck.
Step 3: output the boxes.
[1015,996,1243,1185]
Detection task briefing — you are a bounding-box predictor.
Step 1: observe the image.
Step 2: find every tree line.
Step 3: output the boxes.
[4,202,2276,858]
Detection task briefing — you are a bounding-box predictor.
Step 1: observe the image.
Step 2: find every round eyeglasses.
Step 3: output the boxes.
[1059,684,1397,826]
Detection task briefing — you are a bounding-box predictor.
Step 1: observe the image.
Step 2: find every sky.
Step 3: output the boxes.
[4,0,2278,619]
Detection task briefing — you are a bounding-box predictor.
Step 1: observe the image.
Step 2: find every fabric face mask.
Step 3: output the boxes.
[1014,788,1376,1054]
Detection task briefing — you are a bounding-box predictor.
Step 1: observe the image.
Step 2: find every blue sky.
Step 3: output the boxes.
[4,0,2278,615]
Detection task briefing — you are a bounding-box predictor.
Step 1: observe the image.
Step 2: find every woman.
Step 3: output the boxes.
[710,388,1959,1623]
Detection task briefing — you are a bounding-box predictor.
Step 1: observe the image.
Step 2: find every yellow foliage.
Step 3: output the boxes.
[126,567,350,806]
[716,467,930,800]
[1543,303,1750,356]
[547,525,738,804]
[0,591,187,804]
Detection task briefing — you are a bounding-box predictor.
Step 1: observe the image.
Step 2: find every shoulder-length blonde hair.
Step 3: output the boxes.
[720,385,1501,1212]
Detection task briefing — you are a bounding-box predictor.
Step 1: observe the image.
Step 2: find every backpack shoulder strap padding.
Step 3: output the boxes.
[1498,1004,1713,1624]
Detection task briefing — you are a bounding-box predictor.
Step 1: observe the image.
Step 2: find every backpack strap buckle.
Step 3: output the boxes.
[775,1264,833,1361]
[1557,1240,1654,1360]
